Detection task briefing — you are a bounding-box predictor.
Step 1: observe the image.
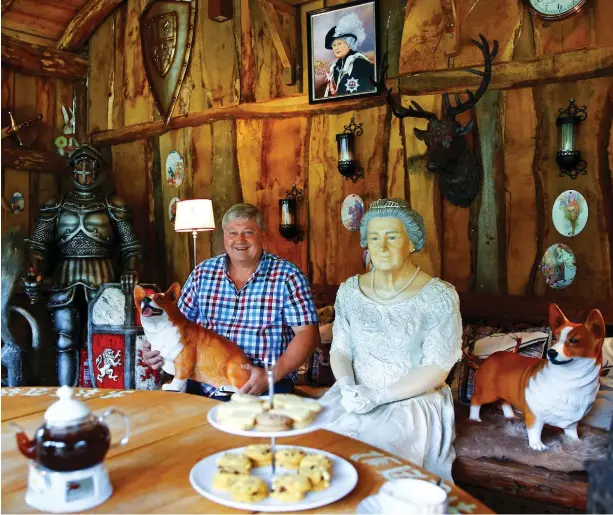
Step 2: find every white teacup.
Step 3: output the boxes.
[377,479,448,514]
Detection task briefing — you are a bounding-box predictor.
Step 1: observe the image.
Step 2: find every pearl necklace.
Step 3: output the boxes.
[371,266,421,301]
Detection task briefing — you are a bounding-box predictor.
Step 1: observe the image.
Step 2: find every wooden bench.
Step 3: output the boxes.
[309,284,613,513]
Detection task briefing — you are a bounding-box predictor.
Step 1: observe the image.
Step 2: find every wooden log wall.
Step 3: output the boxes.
[83,0,613,305]
[1,67,82,251]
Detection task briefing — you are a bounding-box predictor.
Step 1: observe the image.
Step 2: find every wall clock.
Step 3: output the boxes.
[527,0,587,20]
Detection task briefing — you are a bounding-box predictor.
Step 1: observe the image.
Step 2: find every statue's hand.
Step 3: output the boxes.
[22,268,42,304]
[120,271,138,293]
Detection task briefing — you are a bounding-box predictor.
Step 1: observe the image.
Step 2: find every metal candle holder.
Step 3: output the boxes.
[336,118,364,183]
[279,184,304,243]
[556,98,588,180]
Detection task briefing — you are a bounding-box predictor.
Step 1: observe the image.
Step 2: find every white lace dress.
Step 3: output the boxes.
[319,276,463,481]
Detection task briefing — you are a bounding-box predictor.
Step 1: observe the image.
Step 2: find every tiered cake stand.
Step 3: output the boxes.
[189,397,359,512]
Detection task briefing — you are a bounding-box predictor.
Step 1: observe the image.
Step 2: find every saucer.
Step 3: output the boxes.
[356,494,381,514]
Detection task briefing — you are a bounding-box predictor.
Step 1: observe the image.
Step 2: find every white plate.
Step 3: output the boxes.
[189,445,358,513]
[207,399,334,437]
[356,494,381,514]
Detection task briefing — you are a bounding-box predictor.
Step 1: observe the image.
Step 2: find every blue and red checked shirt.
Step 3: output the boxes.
[177,251,319,396]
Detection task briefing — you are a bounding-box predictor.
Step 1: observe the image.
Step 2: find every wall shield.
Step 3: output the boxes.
[140,0,196,124]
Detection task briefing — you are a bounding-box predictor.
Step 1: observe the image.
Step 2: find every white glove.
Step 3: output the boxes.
[336,376,355,388]
[340,384,393,414]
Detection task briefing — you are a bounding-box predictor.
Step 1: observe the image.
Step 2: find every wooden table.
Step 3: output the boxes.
[1,387,493,514]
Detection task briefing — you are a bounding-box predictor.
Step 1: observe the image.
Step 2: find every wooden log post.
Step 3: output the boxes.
[473,90,507,294]
[1,35,89,80]
[57,0,125,52]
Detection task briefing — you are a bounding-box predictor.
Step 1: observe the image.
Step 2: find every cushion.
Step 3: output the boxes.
[458,324,550,404]
[582,337,613,430]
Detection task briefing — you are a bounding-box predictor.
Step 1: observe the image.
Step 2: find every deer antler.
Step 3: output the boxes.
[387,93,438,121]
[445,33,499,119]
[376,52,438,121]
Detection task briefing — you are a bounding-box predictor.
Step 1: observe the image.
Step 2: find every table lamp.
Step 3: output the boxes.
[174,199,215,268]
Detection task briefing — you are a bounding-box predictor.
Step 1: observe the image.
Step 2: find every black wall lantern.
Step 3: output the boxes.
[336,117,364,183]
[556,98,587,180]
[279,184,304,243]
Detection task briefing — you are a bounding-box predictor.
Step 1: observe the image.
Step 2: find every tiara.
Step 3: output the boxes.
[370,200,402,210]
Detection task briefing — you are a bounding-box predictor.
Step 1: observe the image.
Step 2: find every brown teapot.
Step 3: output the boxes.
[13,386,130,472]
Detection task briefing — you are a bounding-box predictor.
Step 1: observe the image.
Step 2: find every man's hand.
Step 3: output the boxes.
[238,364,269,395]
[141,341,164,371]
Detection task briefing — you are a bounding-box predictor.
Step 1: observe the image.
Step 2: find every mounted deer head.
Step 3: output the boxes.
[377,34,498,207]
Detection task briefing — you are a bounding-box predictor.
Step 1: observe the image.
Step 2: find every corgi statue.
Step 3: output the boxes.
[470,303,605,451]
[134,283,252,392]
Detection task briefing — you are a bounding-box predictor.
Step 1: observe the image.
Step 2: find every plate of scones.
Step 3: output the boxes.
[189,444,359,512]
[207,393,334,437]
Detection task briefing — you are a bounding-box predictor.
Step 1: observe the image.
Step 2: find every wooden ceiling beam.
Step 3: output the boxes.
[57,0,125,52]
[91,95,385,146]
[1,147,68,174]
[396,45,613,95]
[1,34,89,79]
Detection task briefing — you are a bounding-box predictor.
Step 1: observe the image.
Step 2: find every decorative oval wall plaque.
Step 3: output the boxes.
[168,197,181,225]
[341,194,365,232]
[10,192,24,214]
[541,243,576,289]
[552,189,588,237]
[166,150,184,188]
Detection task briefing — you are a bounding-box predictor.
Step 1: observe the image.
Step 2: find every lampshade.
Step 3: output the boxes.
[174,199,215,232]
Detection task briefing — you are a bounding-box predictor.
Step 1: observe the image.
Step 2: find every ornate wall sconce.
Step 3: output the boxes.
[336,118,364,183]
[556,98,587,180]
[279,184,304,243]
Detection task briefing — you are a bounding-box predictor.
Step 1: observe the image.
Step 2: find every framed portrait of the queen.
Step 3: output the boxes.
[306,0,380,104]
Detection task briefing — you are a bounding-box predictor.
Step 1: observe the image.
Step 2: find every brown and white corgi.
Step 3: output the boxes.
[469,303,605,451]
[134,283,252,392]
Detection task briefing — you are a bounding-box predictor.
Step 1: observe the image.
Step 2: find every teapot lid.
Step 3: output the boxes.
[44,386,91,427]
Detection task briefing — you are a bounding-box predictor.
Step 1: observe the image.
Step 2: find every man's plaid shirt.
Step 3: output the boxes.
[178,251,319,396]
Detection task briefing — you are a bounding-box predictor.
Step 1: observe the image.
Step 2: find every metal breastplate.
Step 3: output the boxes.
[56,197,114,258]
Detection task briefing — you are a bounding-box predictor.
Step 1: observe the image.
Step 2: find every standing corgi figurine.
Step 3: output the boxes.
[134,283,252,392]
[470,303,605,451]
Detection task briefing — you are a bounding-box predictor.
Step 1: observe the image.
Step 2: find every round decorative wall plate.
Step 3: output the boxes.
[168,197,181,225]
[166,150,184,188]
[341,194,365,232]
[541,243,576,289]
[10,192,24,214]
[552,190,588,238]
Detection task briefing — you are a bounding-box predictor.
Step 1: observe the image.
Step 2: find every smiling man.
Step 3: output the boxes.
[142,203,320,399]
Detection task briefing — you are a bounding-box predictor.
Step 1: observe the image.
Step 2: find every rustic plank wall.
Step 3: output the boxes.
[79,0,613,305]
[1,68,80,250]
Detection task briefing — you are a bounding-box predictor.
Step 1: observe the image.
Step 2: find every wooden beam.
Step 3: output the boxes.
[256,0,294,84]
[57,0,125,52]
[1,0,17,14]
[395,45,613,95]
[453,457,587,510]
[1,35,89,80]
[1,147,68,174]
[90,95,385,146]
